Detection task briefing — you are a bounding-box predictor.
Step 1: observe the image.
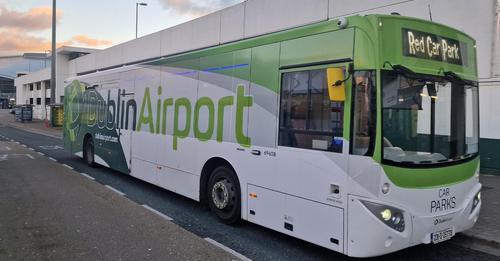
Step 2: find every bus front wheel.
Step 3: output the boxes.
[208,166,241,224]
[83,136,96,167]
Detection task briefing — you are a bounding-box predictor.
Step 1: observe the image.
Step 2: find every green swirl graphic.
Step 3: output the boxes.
[65,80,85,142]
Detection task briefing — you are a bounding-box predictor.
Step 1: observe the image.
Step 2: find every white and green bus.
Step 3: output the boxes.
[63,14,481,257]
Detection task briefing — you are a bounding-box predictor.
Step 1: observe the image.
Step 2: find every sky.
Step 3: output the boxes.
[0,0,243,56]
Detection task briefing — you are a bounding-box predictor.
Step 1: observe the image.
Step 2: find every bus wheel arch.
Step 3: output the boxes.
[200,157,241,224]
[82,133,96,167]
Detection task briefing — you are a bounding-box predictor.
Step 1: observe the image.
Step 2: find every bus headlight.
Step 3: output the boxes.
[471,191,481,213]
[382,183,390,194]
[361,200,405,232]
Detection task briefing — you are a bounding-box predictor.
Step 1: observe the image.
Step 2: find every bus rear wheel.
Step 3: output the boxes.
[83,136,96,167]
[208,166,241,224]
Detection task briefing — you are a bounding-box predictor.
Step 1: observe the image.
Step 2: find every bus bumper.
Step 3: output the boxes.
[411,186,481,245]
[346,189,481,258]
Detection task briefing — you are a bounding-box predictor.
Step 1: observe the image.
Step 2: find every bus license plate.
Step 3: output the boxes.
[431,228,454,244]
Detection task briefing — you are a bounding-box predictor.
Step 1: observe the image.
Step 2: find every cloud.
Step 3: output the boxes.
[0,29,113,56]
[0,5,112,56]
[0,4,62,55]
[0,5,62,32]
[71,35,113,47]
[0,29,51,54]
[158,0,241,17]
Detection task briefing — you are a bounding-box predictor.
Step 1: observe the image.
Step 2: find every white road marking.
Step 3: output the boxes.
[141,204,174,221]
[37,152,45,155]
[62,164,73,170]
[0,154,34,160]
[48,157,57,162]
[28,148,34,151]
[79,173,95,180]
[39,145,64,150]
[204,238,252,261]
[15,142,19,144]
[5,146,11,151]
[104,185,126,196]
[21,144,27,147]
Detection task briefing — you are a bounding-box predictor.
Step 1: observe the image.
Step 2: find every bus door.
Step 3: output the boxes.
[276,65,350,201]
[250,65,350,251]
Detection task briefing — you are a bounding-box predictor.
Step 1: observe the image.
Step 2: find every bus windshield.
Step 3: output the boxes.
[382,70,479,166]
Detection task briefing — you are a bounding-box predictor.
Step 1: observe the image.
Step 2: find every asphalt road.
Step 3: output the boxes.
[0,140,237,261]
[0,123,498,261]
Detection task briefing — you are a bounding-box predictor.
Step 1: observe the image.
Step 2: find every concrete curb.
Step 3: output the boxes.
[2,121,62,140]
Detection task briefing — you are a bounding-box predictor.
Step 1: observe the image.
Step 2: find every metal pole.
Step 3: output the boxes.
[135,3,147,39]
[135,3,138,38]
[492,0,500,77]
[427,4,433,21]
[50,0,56,105]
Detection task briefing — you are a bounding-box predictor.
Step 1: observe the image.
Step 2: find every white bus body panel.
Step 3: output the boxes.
[247,184,344,252]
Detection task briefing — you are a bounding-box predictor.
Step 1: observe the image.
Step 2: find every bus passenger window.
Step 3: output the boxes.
[279,69,344,153]
[351,71,376,156]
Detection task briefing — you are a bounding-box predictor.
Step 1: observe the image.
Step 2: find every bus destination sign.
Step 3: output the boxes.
[402,28,467,65]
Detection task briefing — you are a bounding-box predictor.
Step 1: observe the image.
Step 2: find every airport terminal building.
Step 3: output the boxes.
[15,0,500,172]
[0,53,50,108]
[14,47,97,119]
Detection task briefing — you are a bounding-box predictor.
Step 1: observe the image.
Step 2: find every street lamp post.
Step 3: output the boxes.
[50,0,56,105]
[135,2,148,39]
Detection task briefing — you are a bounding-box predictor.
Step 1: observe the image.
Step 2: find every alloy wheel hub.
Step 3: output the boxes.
[212,180,231,210]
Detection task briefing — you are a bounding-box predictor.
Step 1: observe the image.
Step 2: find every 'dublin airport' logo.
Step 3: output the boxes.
[65,80,85,142]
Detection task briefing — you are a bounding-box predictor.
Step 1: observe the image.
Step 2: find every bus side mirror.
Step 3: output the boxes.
[327,68,346,101]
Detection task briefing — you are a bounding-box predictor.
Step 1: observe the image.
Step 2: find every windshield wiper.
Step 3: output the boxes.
[462,153,475,159]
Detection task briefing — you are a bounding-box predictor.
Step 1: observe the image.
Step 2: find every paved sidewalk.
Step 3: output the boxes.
[0,109,62,139]
[0,141,238,260]
[458,174,500,255]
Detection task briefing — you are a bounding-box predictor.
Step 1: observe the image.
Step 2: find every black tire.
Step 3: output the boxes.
[207,166,241,224]
[83,136,96,167]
